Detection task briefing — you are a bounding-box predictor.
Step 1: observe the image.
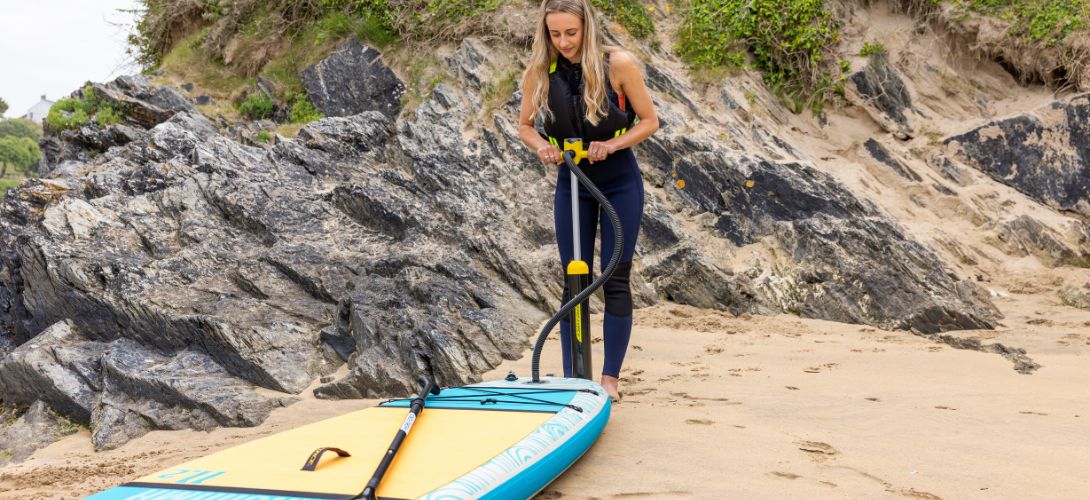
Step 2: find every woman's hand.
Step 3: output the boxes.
[586,140,618,164]
[537,144,564,165]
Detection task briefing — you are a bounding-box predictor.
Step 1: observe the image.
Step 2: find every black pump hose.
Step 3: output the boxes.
[530,150,624,383]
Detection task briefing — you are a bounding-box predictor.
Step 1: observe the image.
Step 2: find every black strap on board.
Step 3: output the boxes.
[301,447,352,471]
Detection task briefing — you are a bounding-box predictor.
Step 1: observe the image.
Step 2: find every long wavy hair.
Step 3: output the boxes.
[523,0,616,125]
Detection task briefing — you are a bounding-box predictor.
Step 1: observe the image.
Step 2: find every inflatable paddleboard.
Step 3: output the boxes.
[87,376,609,499]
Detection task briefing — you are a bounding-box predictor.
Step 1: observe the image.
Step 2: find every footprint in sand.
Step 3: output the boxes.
[796,441,839,463]
[685,419,714,425]
[770,471,802,480]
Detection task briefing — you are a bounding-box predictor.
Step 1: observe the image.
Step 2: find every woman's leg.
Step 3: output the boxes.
[598,162,644,392]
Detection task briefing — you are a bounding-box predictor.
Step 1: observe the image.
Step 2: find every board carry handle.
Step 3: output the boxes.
[300,447,352,471]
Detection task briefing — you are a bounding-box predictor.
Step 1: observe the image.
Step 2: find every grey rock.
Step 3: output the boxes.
[848,53,915,139]
[0,401,79,464]
[301,40,405,119]
[91,338,296,451]
[944,94,1090,218]
[1058,284,1090,310]
[637,135,1000,333]
[0,320,107,423]
[865,139,922,181]
[995,215,1090,267]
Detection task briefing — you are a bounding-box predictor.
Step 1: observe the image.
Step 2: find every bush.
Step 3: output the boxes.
[593,0,656,39]
[238,92,276,120]
[966,0,1088,46]
[0,178,21,196]
[44,85,123,131]
[678,0,842,111]
[860,41,886,56]
[289,94,324,123]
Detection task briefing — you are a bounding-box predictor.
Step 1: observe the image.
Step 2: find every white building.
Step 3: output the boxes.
[23,95,54,124]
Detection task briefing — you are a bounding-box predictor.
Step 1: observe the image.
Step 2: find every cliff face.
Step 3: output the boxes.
[1,3,1087,454]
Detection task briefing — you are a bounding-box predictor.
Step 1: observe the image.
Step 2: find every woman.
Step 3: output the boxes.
[517,0,659,401]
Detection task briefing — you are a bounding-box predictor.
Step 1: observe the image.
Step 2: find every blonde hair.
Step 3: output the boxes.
[523,0,616,126]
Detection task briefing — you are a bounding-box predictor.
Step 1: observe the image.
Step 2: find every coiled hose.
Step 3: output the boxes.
[530,150,624,383]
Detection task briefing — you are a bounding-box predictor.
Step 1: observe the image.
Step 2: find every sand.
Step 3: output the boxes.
[2,262,1089,499]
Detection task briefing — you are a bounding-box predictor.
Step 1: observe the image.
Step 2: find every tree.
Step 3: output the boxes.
[0,97,8,117]
[0,119,41,141]
[0,136,40,177]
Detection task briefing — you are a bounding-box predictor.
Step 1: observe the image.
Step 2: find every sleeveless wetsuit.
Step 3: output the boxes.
[543,54,643,379]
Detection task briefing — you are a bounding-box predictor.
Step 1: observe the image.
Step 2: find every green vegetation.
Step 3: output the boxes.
[0,177,22,196]
[289,93,324,123]
[860,41,886,56]
[45,84,124,132]
[593,0,656,39]
[0,117,41,188]
[256,130,273,143]
[0,136,40,177]
[678,0,843,113]
[238,93,276,120]
[0,119,42,140]
[479,66,520,120]
[959,0,1088,46]
[0,97,8,116]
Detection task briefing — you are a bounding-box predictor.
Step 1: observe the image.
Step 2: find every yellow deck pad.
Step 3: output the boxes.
[135,407,552,499]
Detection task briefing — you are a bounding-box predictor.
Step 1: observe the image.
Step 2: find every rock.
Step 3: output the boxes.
[0,320,107,423]
[995,215,1090,267]
[637,135,1000,333]
[944,94,1090,217]
[0,401,79,464]
[1058,285,1090,310]
[865,139,922,181]
[301,40,405,119]
[847,53,916,139]
[39,75,196,174]
[91,338,296,451]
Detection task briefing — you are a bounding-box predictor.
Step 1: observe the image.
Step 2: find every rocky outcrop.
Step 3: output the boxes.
[91,339,296,450]
[39,76,195,176]
[0,401,79,464]
[1058,284,1090,310]
[0,38,1004,449]
[847,53,917,140]
[995,215,1090,267]
[301,40,405,119]
[944,94,1090,218]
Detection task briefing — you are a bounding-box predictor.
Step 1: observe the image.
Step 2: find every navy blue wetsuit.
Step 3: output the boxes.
[544,55,644,378]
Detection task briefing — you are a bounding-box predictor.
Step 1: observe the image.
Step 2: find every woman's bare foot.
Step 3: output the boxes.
[600,375,621,402]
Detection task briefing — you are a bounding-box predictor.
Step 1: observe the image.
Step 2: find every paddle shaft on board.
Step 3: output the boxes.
[358,377,440,499]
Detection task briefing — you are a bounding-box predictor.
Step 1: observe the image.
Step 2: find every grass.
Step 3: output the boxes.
[959,0,1089,46]
[160,29,254,97]
[479,66,520,120]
